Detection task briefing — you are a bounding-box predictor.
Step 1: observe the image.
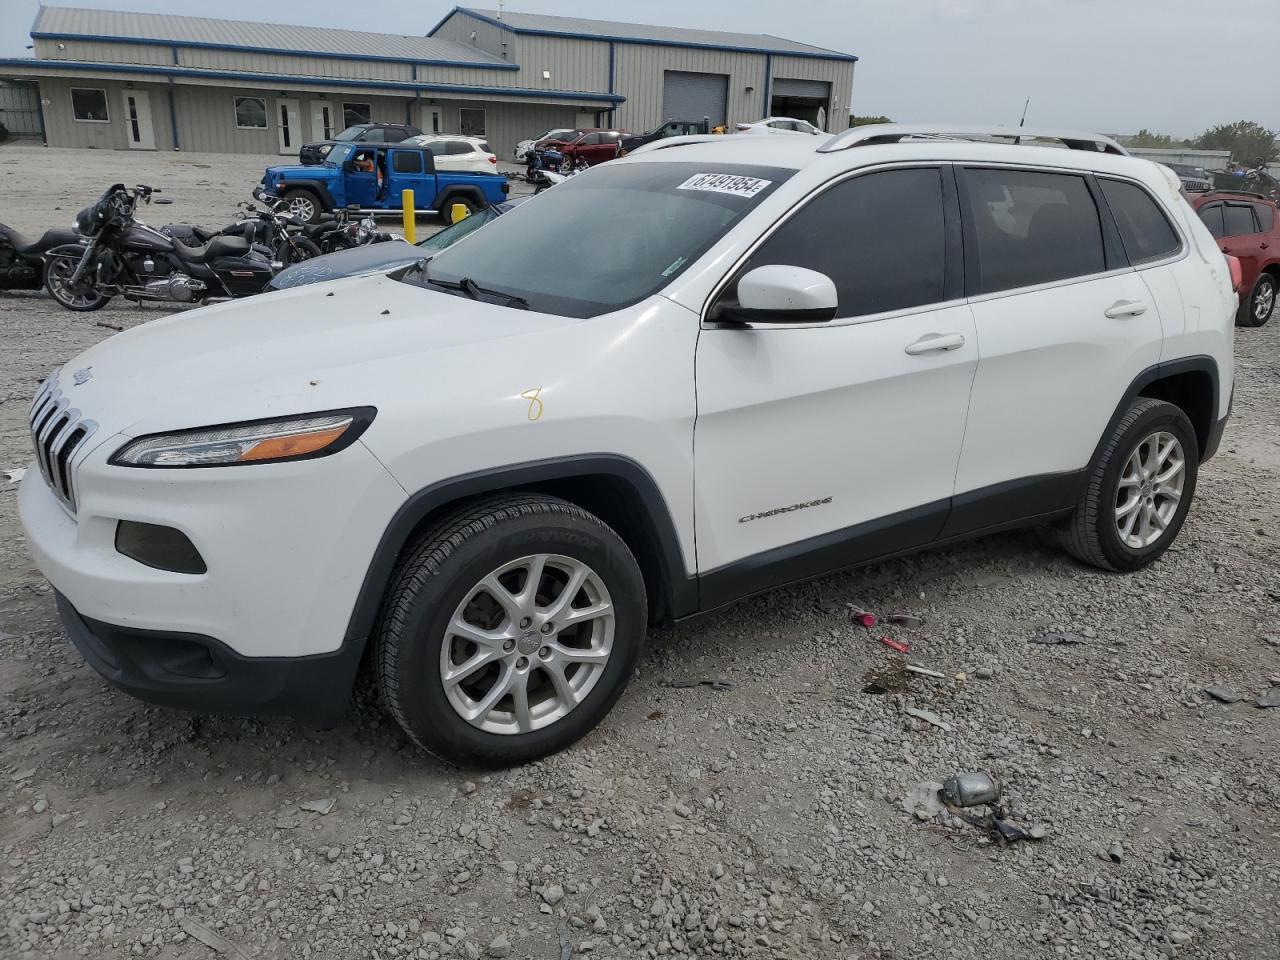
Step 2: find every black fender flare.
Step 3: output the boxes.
[431,184,487,213]
[276,180,337,211]
[343,454,696,645]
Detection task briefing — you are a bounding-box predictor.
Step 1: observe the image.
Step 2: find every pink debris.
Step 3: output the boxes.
[854,612,878,629]
[878,636,911,654]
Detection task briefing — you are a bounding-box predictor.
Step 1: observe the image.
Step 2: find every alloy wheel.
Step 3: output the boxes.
[439,554,615,735]
[46,259,101,308]
[1115,431,1185,549]
[288,196,315,222]
[1255,278,1275,323]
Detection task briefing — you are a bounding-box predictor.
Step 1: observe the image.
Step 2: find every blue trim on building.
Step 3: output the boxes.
[607,40,615,126]
[30,31,520,71]
[0,58,625,104]
[431,7,858,62]
[762,54,772,117]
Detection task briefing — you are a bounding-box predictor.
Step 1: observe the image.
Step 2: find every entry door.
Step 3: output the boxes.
[421,105,443,136]
[120,88,155,150]
[276,98,301,155]
[694,167,975,594]
[309,100,336,142]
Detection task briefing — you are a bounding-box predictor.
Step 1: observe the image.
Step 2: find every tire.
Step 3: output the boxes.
[1059,398,1199,572]
[43,255,112,312]
[282,189,322,224]
[1236,271,1276,327]
[374,494,646,767]
[559,158,574,175]
[440,198,476,226]
[281,236,321,266]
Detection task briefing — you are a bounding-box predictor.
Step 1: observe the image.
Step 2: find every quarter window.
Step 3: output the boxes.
[444,141,472,156]
[738,167,947,319]
[460,108,486,137]
[1257,203,1275,231]
[71,87,109,122]
[1224,204,1258,237]
[343,102,372,127]
[962,168,1106,294]
[1099,179,1180,265]
[392,151,422,174]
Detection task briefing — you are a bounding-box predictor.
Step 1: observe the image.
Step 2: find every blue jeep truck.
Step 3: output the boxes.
[256,142,509,225]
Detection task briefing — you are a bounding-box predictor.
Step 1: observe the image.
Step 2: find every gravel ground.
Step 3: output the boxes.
[2,142,1279,960]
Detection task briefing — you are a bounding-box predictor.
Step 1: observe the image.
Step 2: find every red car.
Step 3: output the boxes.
[537,128,629,172]
[1190,191,1279,326]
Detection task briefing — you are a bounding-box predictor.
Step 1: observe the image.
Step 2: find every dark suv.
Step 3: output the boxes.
[619,119,711,154]
[300,122,422,165]
[1190,191,1280,326]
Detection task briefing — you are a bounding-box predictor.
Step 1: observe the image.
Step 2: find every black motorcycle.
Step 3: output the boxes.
[163,201,323,265]
[44,184,277,311]
[0,222,83,293]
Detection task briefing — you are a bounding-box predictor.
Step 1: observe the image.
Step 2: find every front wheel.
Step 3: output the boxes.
[280,236,321,266]
[374,494,646,767]
[1058,398,1199,572]
[1237,272,1276,327]
[44,256,112,311]
[281,189,322,224]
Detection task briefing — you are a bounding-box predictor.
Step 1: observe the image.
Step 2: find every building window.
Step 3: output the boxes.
[71,88,109,123]
[459,108,486,137]
[234,96,267,129]
[343,102,372,127]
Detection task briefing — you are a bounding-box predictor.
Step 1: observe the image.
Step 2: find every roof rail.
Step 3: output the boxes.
[625,134,725,156]
[1202,188,1270,201]
[817,124,1130,157]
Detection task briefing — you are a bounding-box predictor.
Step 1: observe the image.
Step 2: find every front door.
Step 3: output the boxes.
[344,147,383,207]
[309,99,336,142]
[276,98,301,155]
[120,88,155,150]
[694,166,976,604]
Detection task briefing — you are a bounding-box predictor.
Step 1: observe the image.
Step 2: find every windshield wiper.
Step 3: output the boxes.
[458,277,529,309]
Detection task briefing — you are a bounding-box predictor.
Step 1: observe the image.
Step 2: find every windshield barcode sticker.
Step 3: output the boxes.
[677,173,772,197]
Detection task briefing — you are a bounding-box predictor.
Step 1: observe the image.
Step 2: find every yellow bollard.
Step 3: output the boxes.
[450,202,471,224]
[401,188,415,244]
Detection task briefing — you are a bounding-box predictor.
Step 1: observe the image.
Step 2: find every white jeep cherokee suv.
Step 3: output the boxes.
[20,125,1236,766]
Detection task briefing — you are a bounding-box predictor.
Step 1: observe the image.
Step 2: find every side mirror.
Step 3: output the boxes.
[723,265,837,324]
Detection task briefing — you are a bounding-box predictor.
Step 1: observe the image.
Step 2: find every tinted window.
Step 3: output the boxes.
[392,151,422,174]
[1099,179,1180,264]
[1257,203,1275,231]
[1224,204,1258,236]
[363,128,386,143]
[739,167,946,319]
[963,168,1105,293]
[603,132,622,142]
[580,133,602,145]
[1197,203,1225,239]
[479,141,492,154]
[444,141,472,156]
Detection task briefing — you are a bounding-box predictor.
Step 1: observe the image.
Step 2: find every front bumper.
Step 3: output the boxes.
[56,592,362,724]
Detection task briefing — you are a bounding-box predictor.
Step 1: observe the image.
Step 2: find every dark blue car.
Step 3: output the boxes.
[256,142,508,225]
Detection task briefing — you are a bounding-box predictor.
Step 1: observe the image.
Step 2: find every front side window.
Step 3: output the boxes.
[1099,179,1180,265]
[414,162,793,317]
[1197,203,1224,239]
[460,108,486,137]
[1224,204,1258,237]
[71,88,109,122]
[232,96,264,129]
[343,103,372,127]
[736,167,947,319]
[962,167,1105,294]
[580,133,602,146]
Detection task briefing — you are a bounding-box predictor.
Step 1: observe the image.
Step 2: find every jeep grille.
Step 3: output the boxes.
[29,376,97,512]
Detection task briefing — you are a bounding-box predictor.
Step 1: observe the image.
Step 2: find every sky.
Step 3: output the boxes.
[2,0,1274,139]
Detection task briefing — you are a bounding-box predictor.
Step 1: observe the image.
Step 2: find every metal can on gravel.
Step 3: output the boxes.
[941,770,1001,807]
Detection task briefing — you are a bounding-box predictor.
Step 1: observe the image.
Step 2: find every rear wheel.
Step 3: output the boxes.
[282,189,322,224]
[1059,398,1199,572]
[1237,272,1276,327]
[44,255,111,311]
[374,494,646,767]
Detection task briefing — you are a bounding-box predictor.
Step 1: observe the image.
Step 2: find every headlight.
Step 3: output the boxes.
[109,409,375,468]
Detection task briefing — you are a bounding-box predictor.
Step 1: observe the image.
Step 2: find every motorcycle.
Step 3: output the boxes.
[162,201,322,265]
[43,184,277,312]
[0,222,83,293]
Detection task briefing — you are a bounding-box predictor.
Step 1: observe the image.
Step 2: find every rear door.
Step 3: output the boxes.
[951,165,1163,532]
[1220,202,1265,290]
[386,148,433,208]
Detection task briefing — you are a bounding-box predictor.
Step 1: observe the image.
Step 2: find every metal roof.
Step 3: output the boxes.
[442,7,857,61]
[32,5,511,66]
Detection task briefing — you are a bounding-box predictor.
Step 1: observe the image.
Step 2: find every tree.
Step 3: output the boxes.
[1127,128,1186,149]
[1193,121,1278,165]
[849,115,891,127]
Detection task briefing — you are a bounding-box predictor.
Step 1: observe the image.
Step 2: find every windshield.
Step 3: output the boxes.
[410,162,792,317]
[326,143,355,165]
[539,128,574,142]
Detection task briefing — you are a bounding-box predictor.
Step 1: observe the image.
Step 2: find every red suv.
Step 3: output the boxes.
[538,128,628,172]
[1190,191,1279,326]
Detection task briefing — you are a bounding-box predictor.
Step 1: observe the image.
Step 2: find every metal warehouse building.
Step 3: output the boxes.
[0,5,856,158]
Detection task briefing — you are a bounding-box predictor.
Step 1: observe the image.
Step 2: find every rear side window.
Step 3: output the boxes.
[363,128,386,143]
[479,141,492,154]
[962,168,1105,293]
[392,151,422,174]
[740,167,947,319]
[1099,179,1180,264]
[1224,204,1258,236]
[1257,203,1275,231]
[1197,203,1224,239]
[444,141,472,156]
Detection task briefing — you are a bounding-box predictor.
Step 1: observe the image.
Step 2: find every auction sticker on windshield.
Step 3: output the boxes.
[677,173,773,198]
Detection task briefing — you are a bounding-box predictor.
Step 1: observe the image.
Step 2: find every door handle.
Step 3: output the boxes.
[1262,242,1270,250]
[904,332,966,355]
[1104,299,1148,319]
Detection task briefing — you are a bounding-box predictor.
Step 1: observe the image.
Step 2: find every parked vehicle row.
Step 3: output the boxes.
[1191,189,1280,326]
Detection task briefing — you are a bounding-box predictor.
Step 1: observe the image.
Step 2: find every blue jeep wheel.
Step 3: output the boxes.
[283,188,322,224]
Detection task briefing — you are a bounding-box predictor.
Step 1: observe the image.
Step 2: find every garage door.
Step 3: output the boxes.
[662,71,728,126]
[771,78,830,100]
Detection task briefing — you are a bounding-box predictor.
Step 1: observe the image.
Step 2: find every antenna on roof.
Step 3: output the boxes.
[1018,97,1030,127]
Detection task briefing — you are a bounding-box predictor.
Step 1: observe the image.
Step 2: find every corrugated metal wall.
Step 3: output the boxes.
[37,76,175,152]
[770,55,854,130]
[0,81,42,137]
[426,98,585,156]
[432,11,514,62]
[613,46,768,133]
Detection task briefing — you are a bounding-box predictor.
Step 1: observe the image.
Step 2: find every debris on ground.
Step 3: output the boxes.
[1031,631,1087,645]
[1204,683,1243,704]
[852,610,878,628]
[941,770,1001,807]
[877,636,911,654]
[887,613,925,628]
[862,660,909,694]
[299,798,336,815]
[1255,687,1280,708]
[904,706,951,732]
[1107,840,1125,863]
[94,321,124,332]
[901,781,945,820]
[179,916,252,959]
[905,664,946,679]
[663,678,734,691]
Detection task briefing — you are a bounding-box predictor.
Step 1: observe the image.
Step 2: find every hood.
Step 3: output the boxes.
[268,240,420,290]
[265,162,334,180]
[53,273,580,439]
